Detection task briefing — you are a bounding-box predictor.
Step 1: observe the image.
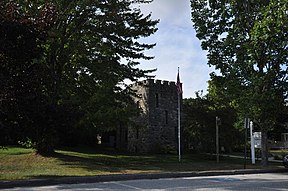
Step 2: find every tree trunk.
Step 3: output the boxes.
[261,129,269,166]
[35,138,56,156]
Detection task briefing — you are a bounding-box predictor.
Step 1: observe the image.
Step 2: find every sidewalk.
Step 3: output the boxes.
[0,168,287,189]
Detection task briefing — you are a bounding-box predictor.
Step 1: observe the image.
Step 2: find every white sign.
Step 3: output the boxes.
[253,132,261,148]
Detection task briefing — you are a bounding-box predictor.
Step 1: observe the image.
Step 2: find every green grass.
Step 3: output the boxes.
[0,146,284,180]
[269,149,288,160]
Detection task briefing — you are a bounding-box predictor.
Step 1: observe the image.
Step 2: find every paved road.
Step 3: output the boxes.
[3,173,288,191]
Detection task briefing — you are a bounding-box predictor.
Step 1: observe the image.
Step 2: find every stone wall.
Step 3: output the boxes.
[128,79,181,153]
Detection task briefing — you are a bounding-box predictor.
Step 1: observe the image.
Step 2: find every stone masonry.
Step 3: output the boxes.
[128,79,182,153]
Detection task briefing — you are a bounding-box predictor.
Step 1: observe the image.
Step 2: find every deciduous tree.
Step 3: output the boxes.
[191,0,288,165]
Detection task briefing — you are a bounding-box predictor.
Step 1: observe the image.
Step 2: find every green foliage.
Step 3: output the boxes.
[1,0,158,154]
[191,0,288,165]
[0,0,57,153]
[18,138,35,149]
[41,0,158,133]
[183,96,215,153]
[272,153,286,160]
[183,93,240,153]
[156,144,177,154]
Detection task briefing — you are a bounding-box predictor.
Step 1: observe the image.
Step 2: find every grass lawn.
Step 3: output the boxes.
[269,149,288,160]
[0,146,284,180]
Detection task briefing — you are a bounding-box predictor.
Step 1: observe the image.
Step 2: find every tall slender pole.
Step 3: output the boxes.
[178,93,181,162]
[216,116,219,163]
[250,121,255,164]
[244,118,249,169]
[176,67,182,162]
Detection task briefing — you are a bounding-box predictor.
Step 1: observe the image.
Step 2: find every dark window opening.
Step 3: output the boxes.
[165,110,168,124]
[155,93,159,107]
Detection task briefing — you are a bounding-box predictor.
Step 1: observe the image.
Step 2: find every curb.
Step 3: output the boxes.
[0,168,287,189]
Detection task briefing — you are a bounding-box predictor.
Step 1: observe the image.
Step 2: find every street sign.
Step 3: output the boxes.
[253,132,261,148]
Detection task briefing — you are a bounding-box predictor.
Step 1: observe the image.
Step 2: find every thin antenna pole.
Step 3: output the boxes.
[177,67,181,162]
[178,90,181,162]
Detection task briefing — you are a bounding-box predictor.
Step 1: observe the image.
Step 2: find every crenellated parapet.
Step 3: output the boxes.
[131,79,177,89]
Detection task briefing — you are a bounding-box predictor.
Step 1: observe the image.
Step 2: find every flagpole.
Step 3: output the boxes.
[178,89,181,162]
[177,67,181,162]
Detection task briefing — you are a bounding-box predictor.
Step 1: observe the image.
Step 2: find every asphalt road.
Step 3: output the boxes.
[3,173,288,191]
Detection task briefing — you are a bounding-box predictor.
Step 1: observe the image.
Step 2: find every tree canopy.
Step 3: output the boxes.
[1,0,158,154]
[191,0,288,165]
[183,86,240,154]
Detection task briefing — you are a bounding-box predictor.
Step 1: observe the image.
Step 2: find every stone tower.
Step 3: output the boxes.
[128,79,181,153]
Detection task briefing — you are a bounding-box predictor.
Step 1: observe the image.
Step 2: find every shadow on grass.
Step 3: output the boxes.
[51,148,171,173]
[48,147,267,175]
[1,146,284,182]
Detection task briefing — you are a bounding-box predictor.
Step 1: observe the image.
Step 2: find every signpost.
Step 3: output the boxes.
[250,121,255,164]
[216,116,221,163]
[253,132,262,149]
[245,118,259,165]
[244,118,249,169]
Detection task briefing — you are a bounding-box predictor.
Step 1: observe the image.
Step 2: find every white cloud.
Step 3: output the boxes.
[138,0,191,26]
[136,0,215,98]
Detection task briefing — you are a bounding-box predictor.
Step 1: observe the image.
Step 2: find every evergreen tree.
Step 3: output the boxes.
[1,0,158,154]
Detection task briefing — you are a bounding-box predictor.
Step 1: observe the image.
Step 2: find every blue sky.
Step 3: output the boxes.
[136,0,215,98]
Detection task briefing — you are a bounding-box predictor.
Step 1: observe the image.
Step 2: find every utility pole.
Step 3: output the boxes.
[216,116,221,163]
[244,118,249,169]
